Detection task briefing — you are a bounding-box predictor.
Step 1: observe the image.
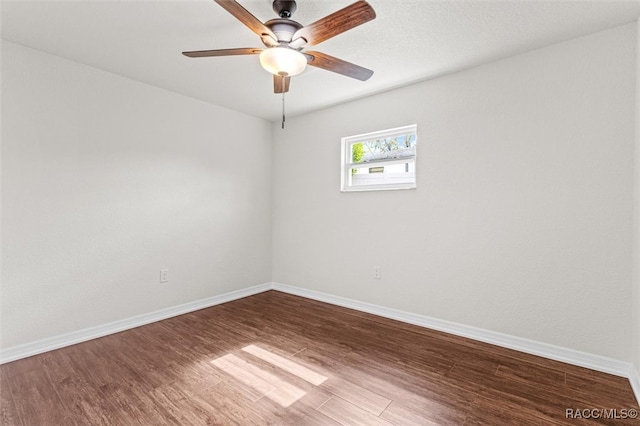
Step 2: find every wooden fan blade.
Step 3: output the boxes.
[274,75,291,93]
[305,51,373,81]
[182,48,262,58]
[214,0,277,42]
[292,1,375,47]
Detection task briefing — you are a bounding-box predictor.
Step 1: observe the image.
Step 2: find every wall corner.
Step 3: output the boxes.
[632,17,640,405]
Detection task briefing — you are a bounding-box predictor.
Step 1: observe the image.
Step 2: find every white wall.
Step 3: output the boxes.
[633,18,640,383]
[1,41,273,349]
[272,24,637,361]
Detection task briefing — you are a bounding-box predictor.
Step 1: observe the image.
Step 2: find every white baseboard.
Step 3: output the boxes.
[0,283,272,364]
[271,282,633,379]
[630,365,640,406]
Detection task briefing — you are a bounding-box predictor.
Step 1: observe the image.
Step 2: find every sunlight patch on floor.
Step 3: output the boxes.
[211,353,306,407]
[242,344,327,386]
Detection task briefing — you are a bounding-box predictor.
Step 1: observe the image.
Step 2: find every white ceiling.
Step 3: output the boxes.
[3,0,640,122]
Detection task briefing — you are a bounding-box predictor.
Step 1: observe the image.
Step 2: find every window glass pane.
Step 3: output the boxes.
[342,124,417,191]
[351,133,416,164]
[349,161,415,187]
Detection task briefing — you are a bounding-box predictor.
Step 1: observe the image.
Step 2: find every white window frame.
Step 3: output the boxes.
[341,124,417,192]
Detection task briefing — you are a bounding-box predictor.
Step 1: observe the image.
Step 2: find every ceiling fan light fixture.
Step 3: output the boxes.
[259,47,307,77]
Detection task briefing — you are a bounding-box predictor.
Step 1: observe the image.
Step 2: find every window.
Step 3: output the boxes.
[341,124,417,192]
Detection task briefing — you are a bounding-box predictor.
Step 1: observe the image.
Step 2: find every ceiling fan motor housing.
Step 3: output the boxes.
[273,0,297,18]
[265,18,303,44]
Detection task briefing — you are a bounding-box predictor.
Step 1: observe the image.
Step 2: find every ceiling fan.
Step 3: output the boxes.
[182,0,377,95]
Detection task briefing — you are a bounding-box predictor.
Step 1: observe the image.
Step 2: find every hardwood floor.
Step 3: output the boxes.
[1,290,638,425]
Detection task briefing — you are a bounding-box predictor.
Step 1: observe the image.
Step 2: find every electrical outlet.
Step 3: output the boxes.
[160,269,169,283]
[373,266,381,280]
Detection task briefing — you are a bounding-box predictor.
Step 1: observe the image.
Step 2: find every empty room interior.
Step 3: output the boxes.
[2,0,640,424]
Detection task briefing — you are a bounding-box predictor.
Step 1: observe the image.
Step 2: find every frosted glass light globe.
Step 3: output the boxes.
[259,47,307,77]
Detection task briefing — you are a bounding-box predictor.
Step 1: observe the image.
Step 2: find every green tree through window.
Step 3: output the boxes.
[351,142,364,175]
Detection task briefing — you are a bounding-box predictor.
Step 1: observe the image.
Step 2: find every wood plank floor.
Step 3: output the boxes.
[1,290,638,425]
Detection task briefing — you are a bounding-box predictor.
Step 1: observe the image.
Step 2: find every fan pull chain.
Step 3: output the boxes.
[281,75,286,129]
